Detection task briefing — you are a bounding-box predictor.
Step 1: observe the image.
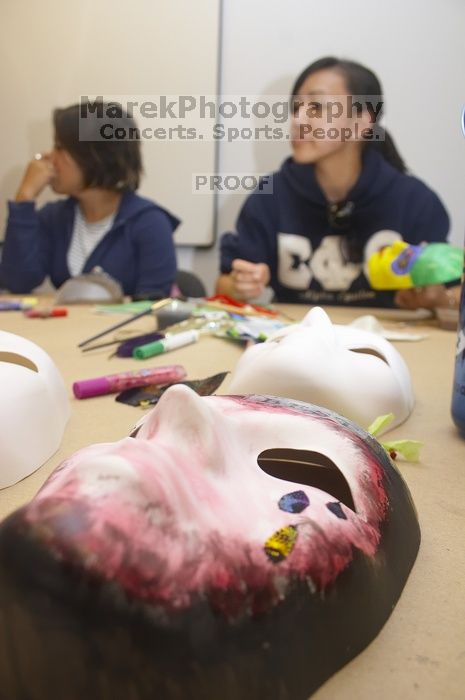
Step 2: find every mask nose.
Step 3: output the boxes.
[135,385,224,473]
[301,307,337,342]
[137,384,207,436]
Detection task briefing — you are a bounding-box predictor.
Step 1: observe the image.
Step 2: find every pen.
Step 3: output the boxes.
[133,330,199,359]
[73,364,187,399]
[25,308,68,318]
[0,301,29,311]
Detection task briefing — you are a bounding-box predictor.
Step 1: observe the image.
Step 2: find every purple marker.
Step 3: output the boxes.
[73,365,186,399]
[0,301,29,311]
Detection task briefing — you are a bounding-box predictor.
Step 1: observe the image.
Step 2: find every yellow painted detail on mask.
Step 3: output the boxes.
[264,525,298,563]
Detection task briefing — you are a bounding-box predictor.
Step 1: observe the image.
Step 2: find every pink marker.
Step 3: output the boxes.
[73,365,186,399]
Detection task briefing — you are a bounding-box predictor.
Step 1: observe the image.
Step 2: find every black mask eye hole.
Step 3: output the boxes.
[349,347,388,364]
[257,448,355,511]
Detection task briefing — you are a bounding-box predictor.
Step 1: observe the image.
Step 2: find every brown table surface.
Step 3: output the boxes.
[0,303,464,700]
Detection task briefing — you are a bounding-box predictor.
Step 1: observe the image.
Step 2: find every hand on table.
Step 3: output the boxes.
[395,284,460,310]
[231,259,271,300]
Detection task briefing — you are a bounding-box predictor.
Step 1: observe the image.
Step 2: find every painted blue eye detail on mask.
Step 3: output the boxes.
[326,501,347,520]
[278,490,310,514]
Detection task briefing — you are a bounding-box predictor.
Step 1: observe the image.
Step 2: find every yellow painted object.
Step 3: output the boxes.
[367,240,414,290]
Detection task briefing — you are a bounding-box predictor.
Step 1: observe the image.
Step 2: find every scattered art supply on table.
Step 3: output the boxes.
[133,330,199,359]
[0,297,37,311]
[160,312,231,337]
[0,301,28,311]
[115,332,165,357]
[156,300,198,329]
[81,338,134,353]
[204,294,280,317]
[24,307,68,319]
[81,332,165,355]
[73,365,186,399]
[225,316,288,342]
[78,298,172,348]
[81,296,290,356]
[158,312,290,345]
[94,301,155,315]
[116,371,228,407]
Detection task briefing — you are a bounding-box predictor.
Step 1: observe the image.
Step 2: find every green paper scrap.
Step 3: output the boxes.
[367,413,422,462]
[94,301,154,314]
[367,413,395,437]
[380,439,422,462]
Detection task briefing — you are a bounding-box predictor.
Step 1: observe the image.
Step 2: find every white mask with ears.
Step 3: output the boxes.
[229,307,414,434]
[0,331,70,489]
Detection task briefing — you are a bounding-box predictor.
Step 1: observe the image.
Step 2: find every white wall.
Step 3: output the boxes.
[0,0,220,247]
[194,0,465,293]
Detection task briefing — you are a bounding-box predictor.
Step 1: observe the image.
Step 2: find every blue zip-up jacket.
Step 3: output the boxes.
[220,149,450,306]
[1,191,179,297]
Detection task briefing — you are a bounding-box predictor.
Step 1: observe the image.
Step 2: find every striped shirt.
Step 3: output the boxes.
[67,205,115,276]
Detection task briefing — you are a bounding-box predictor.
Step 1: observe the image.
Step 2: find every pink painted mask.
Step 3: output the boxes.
[0,385,420,700]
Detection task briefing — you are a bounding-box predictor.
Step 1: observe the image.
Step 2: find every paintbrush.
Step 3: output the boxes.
[82,332,165,354]
[78,298,171,348]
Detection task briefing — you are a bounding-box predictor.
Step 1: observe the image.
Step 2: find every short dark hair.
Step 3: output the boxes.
[53,102,143,191]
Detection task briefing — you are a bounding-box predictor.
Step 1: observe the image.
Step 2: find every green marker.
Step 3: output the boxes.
[133,330,199,359]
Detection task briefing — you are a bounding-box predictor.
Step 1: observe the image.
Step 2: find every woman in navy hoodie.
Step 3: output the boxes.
[217,57,455,308]
[1,102,178,298]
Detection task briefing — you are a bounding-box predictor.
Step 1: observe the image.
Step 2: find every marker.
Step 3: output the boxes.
[25,308,68,318]
[0,301,25,311]
[73,365,186,399]
[0,301,35,311]
[133,330,199,359]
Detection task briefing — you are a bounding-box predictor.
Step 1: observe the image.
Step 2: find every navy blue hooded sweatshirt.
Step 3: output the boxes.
[220,149,450,306]
[1,191,179,297]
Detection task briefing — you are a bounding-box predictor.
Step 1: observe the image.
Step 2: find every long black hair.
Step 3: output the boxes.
[291,57,407,173]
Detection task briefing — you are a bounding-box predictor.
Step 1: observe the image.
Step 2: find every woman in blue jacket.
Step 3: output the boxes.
[1,102,178,298]
[217,57,455,308]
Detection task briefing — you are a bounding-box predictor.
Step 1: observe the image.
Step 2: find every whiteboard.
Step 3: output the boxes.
[0,0,220,247]
[216,0,465,248]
